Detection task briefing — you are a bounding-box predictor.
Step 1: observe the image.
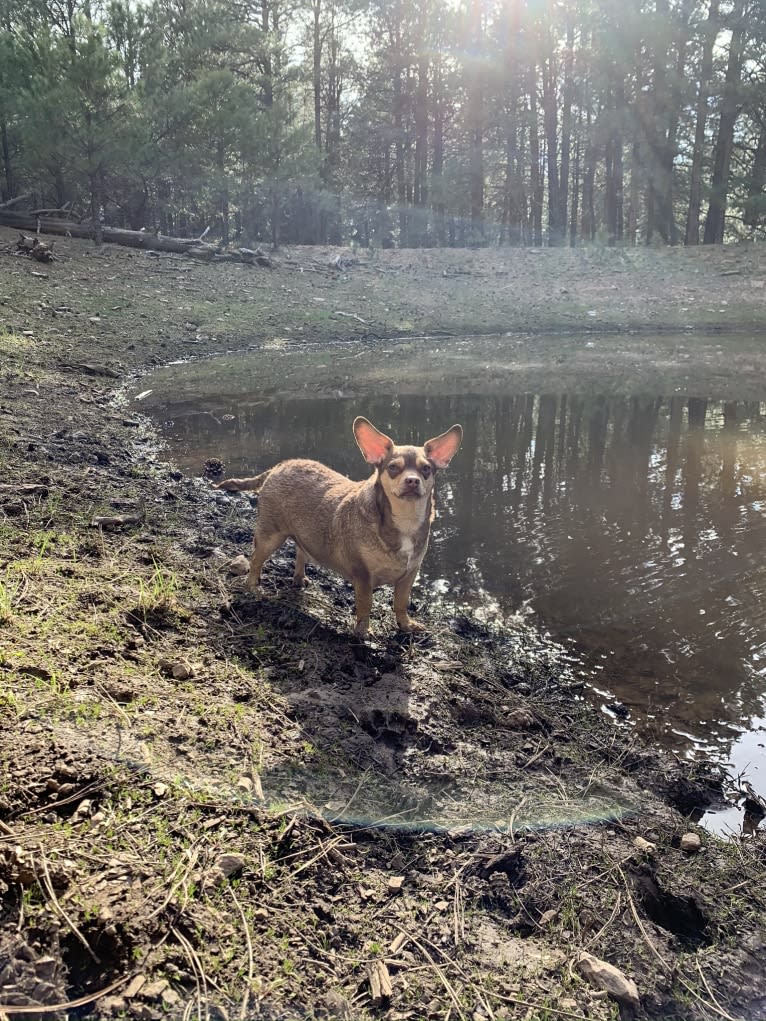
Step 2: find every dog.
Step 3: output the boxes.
[213,416,463,638]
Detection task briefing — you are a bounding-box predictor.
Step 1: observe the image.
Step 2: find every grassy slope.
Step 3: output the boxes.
[1,228,766,1020]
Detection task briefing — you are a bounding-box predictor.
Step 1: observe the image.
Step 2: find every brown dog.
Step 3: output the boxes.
[214,417,463,637]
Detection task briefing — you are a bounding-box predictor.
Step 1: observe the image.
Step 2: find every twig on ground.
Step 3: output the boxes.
[392,924,468,1021]
[507,794,529,839]
[146,845,200,921]
[584,891,622,949]
[170,923,209,1021]
[37,845,100,963]
[453,878,465,946]
[0,974,133,1014]
[690,959,741,1021]
[229,886,255,1021]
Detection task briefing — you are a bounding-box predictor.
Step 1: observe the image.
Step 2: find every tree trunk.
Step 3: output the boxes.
[703,0,746,245]
[391,17,408,247]
[543,52,561,245]
[661,0,694,245]
[89,169,103,247]
[312,0,322,153]
[413,10,429,247]
[605,84,624,245]
[743,123,766,229]
[627,138,640,245]
[467,0,484,245]
[645,0,670,244]
[431,29,446,247]
[0,120,12,201]
[217,138,229,246]
[581,104,595,243]
[569,121,580,247]
[558,15,574,244]
[685,0,720,245]
[528,63,543,246]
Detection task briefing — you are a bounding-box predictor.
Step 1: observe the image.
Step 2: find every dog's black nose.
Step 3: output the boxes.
[403,475,420,490]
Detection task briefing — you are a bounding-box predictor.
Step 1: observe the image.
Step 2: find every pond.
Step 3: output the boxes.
[135,335,766,821]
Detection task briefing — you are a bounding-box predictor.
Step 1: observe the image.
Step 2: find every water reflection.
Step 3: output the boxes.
[153,391,766,770]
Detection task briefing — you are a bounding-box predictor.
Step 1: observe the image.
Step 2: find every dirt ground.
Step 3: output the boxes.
[2,225,766,1021]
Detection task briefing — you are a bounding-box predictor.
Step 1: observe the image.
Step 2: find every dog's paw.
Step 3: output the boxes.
[291,575,310,589]
[398,617,426,633]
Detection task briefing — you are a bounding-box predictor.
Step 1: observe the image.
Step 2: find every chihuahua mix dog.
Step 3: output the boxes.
[214,417,463,638]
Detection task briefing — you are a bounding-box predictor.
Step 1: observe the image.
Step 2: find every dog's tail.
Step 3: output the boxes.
[212,470,271,493]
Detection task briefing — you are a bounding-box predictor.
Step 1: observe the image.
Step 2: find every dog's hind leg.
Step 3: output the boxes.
[292,546,310,587]
[247,525,288,591]
[352,574,374,638]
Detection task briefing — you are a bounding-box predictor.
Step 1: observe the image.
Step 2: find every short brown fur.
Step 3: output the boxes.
[213,417,463,638]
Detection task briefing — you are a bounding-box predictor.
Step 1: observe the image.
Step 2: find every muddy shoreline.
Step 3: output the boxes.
[2,228,766,1019]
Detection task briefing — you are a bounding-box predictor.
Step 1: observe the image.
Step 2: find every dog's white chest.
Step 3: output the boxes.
[399,536,415,570]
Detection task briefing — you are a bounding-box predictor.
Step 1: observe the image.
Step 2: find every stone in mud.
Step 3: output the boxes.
[124,974,147,998]
[102,679,135,703]
[213,852,246,879]
[576,952,640,1009]
[158,658,194,680]
[680,832,702,853]
[633,836,658,856]
[505,708,536,729]
[323,990,353,1019]
[227,554,250,575]
[140,978,169,999]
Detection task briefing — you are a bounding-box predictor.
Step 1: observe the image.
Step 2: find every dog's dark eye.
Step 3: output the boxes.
[388,465,401,477]
[421,465,431,478]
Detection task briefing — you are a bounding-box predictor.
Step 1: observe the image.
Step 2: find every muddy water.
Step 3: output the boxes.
[137,340,766,812]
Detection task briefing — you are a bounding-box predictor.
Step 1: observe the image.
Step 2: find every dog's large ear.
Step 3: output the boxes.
[354,417,394,465]
[424,424,463,469]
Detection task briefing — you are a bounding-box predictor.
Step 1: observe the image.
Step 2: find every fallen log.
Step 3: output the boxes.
[186,244,217,261]
[0,211,222,254]
[0,211,278,267]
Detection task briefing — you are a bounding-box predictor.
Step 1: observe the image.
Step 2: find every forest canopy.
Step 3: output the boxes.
[1,0,764,249]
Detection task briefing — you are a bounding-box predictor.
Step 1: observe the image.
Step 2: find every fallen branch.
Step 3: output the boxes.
[0,192,32,209]
[366,960,393,1006]
[29,203,75,219]
[37,844,100,965]
[59,362,121,378]
[333,310,369,325]
[91,510,145,528]
[0,973,132,1014]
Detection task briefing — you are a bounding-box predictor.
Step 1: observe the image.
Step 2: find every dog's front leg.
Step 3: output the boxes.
[393,568,425,632]
[352,574,374,638]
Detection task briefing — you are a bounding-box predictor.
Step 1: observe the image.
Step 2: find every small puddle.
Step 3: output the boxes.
[136,337,766,829]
